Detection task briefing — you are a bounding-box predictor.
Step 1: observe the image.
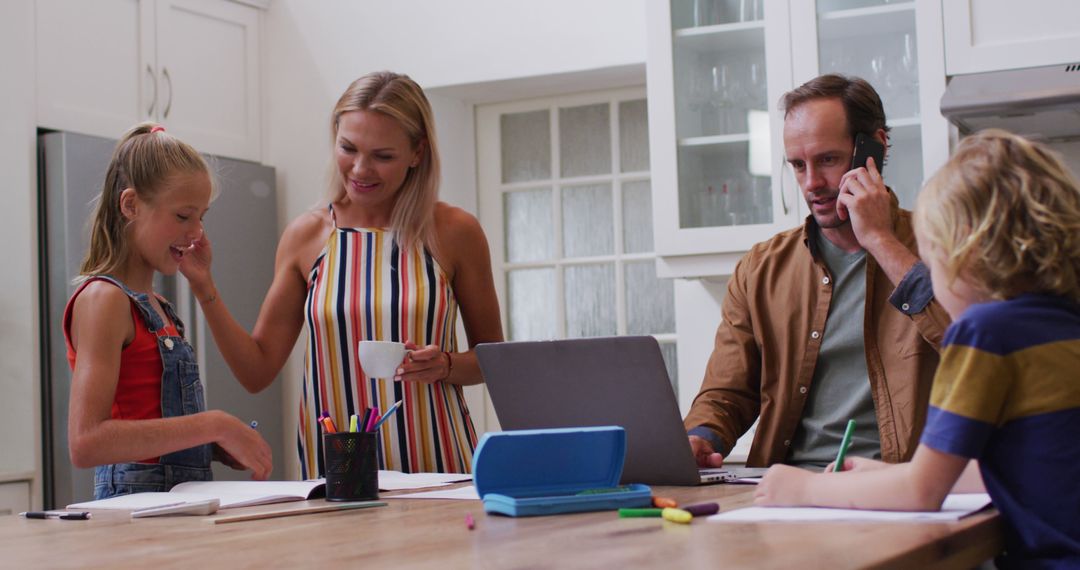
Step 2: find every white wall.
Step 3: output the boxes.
[261,0,647,476]
[0,0,43,505]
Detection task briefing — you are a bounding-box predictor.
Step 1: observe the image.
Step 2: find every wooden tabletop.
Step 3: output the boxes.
[0,484,1002,569]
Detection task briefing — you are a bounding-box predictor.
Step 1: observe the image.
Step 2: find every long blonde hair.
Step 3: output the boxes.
[915,129,1080,303]
[328,71,441,253]
[80,123,210,278]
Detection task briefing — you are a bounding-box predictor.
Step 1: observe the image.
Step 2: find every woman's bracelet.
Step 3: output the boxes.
[443,350,453,381]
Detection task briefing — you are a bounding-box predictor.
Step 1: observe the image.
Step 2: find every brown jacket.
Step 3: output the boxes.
[684,205,951,466]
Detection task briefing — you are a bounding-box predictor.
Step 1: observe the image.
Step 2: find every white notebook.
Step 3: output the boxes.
[707,493,993,523]
[67,479,328,515]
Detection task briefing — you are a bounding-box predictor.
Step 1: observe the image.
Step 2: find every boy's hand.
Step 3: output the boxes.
[753,464,814,506]
[824,456,887,474]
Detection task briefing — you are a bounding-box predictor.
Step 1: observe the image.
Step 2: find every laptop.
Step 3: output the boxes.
[476,336,768,486]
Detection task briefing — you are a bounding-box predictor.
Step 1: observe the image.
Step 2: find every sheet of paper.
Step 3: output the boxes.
[377,470,473,491]
[386,485,480,501]
[708,493,992,523]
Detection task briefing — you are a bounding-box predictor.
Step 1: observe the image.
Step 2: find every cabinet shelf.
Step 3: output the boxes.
[818,2,915,40]
[673,21,766,53]
[678,133,751,147]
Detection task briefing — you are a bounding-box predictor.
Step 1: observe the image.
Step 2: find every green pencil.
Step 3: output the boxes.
[832,419,856,472]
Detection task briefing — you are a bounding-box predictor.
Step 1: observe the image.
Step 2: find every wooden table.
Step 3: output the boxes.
[0,484,1002,569]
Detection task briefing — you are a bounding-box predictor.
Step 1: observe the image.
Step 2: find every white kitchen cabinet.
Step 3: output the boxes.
[0,479,31,517]
[35,0,261,162]
[942,0,1080,76]
[646,0,802,277]
[646,0,949,277]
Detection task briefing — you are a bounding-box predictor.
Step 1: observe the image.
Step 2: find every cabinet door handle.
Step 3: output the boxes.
[162,67,173,119]
[146,64,157,118]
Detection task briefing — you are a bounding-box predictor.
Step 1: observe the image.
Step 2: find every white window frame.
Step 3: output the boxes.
[476,87,677,395]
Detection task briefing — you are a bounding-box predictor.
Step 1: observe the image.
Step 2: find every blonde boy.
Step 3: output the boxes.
[754,130,1080,568]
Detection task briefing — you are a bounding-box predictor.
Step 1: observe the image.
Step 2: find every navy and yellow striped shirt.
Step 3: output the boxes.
[921,294,1080,567]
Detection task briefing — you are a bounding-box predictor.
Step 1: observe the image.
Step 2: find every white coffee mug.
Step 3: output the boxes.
[357,341,407,378]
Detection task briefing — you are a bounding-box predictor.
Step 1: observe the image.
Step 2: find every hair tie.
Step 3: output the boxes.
[150,125,166,134]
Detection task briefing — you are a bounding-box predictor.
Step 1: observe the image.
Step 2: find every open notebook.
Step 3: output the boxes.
[67,480,328,517]
[66,471,474,517]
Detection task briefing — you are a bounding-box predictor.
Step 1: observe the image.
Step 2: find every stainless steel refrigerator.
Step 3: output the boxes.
[38,131,284,509]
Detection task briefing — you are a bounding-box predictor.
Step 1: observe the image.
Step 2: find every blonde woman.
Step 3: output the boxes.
[753,130,1080,568]
[182,71,503,477]
[66,123,272,499]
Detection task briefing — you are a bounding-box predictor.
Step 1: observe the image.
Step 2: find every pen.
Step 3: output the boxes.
[369,400,403,432]
[832,419,856,472]
[349,414,359,433]
[359,408,373,433]
[21,511,91,520]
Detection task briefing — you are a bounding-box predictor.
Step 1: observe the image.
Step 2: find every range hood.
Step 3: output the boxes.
[940,62,1080,141]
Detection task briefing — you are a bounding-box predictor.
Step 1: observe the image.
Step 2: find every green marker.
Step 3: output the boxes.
[618,508,663,518]
[832,419,856,472]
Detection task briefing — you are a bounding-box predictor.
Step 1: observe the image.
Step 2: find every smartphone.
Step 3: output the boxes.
[851,132,886,174]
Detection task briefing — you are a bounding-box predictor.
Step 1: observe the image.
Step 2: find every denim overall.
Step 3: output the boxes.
[92,276,213,499]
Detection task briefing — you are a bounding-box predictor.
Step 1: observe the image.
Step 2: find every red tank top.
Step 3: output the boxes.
[63,278,180,463]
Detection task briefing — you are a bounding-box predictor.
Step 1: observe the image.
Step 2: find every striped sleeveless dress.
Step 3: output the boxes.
[297,207,477,478]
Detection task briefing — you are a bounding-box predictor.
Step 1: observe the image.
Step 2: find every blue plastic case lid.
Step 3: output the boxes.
[473,426,626,499]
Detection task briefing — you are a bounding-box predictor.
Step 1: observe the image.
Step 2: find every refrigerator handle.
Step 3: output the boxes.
[162,67,173,119]
[146,64,157,118]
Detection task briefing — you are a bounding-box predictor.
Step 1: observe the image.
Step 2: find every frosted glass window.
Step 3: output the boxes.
[619,99,650,172]
[559,103,611,177]
[659,342,678,396]
[564,263,616,338]
[508,268,556,341]
[562,184,613,258]
[504,189,554,263]
[622,180,654,254]
[501,110,551,183]
[625,260,675,335]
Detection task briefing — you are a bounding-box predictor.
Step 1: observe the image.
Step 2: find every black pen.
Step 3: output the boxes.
[20,511,91,520]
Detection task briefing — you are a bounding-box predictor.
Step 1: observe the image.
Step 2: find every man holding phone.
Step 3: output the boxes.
[684,74,951,470]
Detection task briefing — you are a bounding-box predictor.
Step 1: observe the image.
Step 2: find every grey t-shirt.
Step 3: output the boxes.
[786,230,882,468]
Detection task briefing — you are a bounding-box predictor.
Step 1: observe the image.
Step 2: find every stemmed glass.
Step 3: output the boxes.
[710,62,737,134]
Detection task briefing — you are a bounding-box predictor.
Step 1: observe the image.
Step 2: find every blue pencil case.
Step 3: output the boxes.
[472,426,652,517]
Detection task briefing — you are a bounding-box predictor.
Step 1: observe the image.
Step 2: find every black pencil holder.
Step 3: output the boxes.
[323,432,379,501]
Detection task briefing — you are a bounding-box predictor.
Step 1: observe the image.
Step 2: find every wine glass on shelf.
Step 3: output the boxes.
[710,61,738,135]
[896,32,919,118]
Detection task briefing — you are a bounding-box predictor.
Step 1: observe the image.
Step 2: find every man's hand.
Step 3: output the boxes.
[689,435,725,468]
[837,156,895,253]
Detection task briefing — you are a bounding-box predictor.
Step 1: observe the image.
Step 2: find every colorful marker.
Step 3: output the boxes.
[661,507,693,524]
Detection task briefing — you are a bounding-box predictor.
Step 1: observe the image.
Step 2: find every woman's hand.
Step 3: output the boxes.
[395,341,451,384]
[178,234,217,302]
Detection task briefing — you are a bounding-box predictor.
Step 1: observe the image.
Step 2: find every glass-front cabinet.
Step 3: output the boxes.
[646,0,949,277]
